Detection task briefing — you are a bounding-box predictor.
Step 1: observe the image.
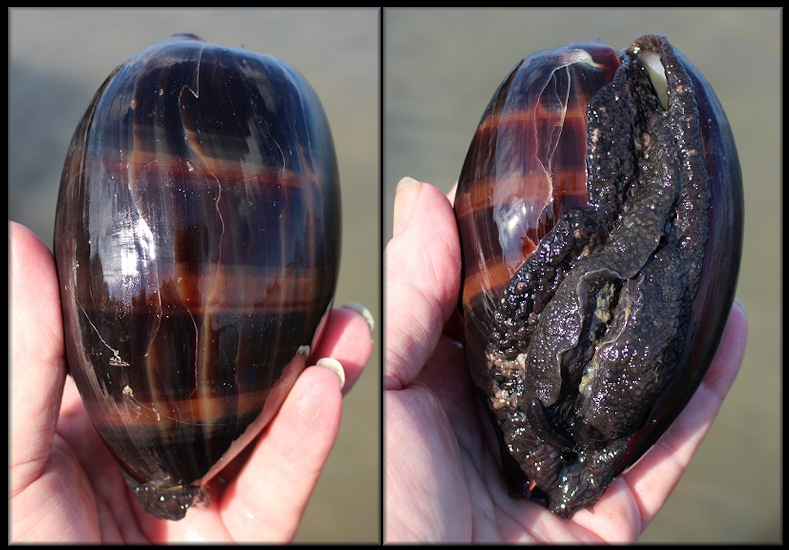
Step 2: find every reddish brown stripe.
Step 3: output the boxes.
[78,147,327,190]
[476,104,588,136]
[88,388,272,428]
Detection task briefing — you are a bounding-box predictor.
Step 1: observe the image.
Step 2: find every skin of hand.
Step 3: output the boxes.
[9,221,373,543]
[384,177,748,543]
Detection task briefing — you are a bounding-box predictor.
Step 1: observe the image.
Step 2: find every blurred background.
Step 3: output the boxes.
[384,8,780,543]
[9,8,380,543]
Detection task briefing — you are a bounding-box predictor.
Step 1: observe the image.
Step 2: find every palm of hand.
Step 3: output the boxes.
[386,328,645,543]
[386,321,746,543]
[14,370,316,543]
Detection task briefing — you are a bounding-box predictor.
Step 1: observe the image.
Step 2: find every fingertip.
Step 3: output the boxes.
[732,296,747,316]
[316,357,346,390]
[10,222,62,344]
[10,222,67,494]
[222,365,343,541]
[700,298,749,400]
[392,177,423,237]
[339,301,375,333]
[311,306,373,394]
[288,365,344,438]
[728,297,749,344]
[387,179,461,304]
[446,181,458,205]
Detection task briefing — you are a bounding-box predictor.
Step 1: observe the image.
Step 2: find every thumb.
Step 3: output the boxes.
[10,222,67,493]
[384,178,461,390]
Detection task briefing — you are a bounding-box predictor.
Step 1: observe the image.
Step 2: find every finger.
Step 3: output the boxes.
[446,181,458,205]
[310,303,374,395]
[618,301,748,526]
[219,364,343,542]
[9,222,67,493]
[384,178,461,389]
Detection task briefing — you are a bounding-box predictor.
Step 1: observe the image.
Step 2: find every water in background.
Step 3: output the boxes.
[9,7,380,543]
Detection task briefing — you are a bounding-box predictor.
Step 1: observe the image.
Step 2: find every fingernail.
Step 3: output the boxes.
[340,301,375,333]
[317,357,345,390]
[733,296,747,315]
[392,177,422,236]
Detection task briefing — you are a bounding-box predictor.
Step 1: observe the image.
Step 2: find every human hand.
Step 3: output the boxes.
[384,177,748,543]
[10,221,374,543]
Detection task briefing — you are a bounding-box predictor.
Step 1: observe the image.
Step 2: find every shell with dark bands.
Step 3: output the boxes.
[54,34,341,520]
[454,35,742,518]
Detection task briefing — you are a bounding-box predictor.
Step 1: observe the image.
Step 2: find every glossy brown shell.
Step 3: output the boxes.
[455,42,622,376]
[455,35,743,516]
[54,34,341,520]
